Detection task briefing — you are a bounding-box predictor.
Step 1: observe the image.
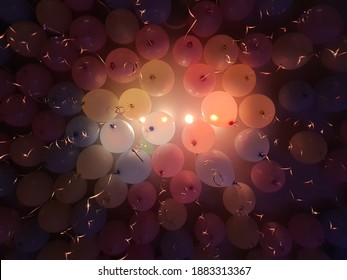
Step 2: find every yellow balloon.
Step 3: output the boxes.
[54,172,88,204]
[118,88,152,121]
[158,198,187,230]
[139,60,175,97]
[82,89,118,123]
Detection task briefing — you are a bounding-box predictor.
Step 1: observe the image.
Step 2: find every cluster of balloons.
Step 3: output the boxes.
[0,0,347,260]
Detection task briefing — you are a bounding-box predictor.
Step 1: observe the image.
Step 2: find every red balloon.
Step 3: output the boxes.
[170,170,202,204]
[127,181,157,211]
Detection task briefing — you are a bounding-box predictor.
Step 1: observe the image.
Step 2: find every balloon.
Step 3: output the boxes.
[234,128,270,162]
[238,33,273,68]
[172,35,203,67]
[223,182,256,216]
[100,119,135,153]
[105,8,139,45]
[0,207,20,245]
[321,208,347,249]
[64,0,95,12]
[189,1,222,38]
[226,215,259,250]
[158,198,187,230]
[288,213,324,248]
[40,36,79,72]
[323,148,347,183]
[133,0,171,25]
[194,213,225,246]
[0,0,32,24]
[14,218,50,253]
[193,244,220,260]
[152,143,185,178]
[204,34,239,71]
[76,145,113,180]
[36,0,72,35]
[160,228,194,260]
[36,239,70,260]
[219,0,255,21]
[54,172,88,204]
[297,5,343,45]
[115,149,152,184]
[1,95,39,127]
[183,64,217,97]
[99,220,131,256]
[94,174,128,208]
[181,119,215,154]
[259,222,293,257]
[38,200,72,233]
[67,235,101,260]
[0,162,17,197]
[10,134,46,167]
[321,36,347,72]
[127,181,157,211]
[71,56,107,90]
[170,170,202,204]
[118,88,152,121]
[195,149,235,187]
[71,198,107,237]
[297,248,329,260]
[139,60,175,97]
[32,110,66,142]
[251,160,286,193]
[135,25,169,60]
[47,82,84,116]
[222,64,256,97]
[239,94,275,128]
[279,80,314,112]
[16,171,54,207]
[0,69,16,102]
[126,243,155,260]
[201,91,238,127]
[130,211,160,244]
[82,89,119,123]
[65,115,100,148]
[257,0,293,17]
[105,0,132,9]
[141,112,176,145]
[0,132,11,162]
[289,131,328,164]
[6,21,46,57]
[0,34,13,67]
[272,33,313,70]
[105,48,141,83]
[340,118,347,143]
[44,140,79,174]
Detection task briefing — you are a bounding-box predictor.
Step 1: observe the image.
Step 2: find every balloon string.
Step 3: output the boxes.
[131,149,144,162]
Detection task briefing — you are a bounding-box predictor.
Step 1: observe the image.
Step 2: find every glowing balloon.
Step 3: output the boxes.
[321,36,347,72]
[201,91,238,127]
[127,181,157,211]
[194,213,225,246]
[76,145,113,180]
[133,0,171,25]
[183,63,217,97]
[158,198,187,230]
[94,174,128,208]
[32,110,66,142]
[0,207,20,245]
[16,171,54,207]
[195,149,235,187]
[106,8,139,45]
[172,35,203,67]
[105,48,141,83]
[204,34,239,71]
[239,94,275,128]
[219,0,255,21]
[130,211,160,244]
[289,131,328,164]
[100,119,135,153]
[135,25,169,60]
[223,182,256,216]
[161,228,193,260]
[115,149,152,184]
[141,112,175,145]
[82,89,119,123]
[0,162,17,197]
[279,80,314,112]
[54,172,87,204]
[226,215,259,250]
[152,143,185,178]
[170,170,202,204]
[251,160,286,193]
[139,60,175,97]
[181,119,215,154]
[234,128,270,162]
[272,33,313,70]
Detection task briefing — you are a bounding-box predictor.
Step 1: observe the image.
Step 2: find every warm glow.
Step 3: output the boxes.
[139,116,146,123]
[210,114,219,122]
[161,116,168,123]
[184,114,194,124]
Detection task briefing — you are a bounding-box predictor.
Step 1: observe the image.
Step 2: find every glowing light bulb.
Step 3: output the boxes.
[161,116,168,123]
[185,114,194,124]
[139,117,146,123]
[210,114,219,122]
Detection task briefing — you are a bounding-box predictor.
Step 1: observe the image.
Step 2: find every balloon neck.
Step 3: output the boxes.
[187,41,193,48]
[191,139,197,146]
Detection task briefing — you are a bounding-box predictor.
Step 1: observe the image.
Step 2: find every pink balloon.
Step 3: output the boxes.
[251,160,286,193]
[170,170,202,204]
[219,0,255,21]
[69,15,107,53]
[130,211,160,244]
[0,95,39,127]
[127,181,157,212]
[0,69,16,102]
[64,0,95,12]
[16,64,53,99]
[172,35,203,67]
[152,143,185,177]
[135,25,169,60]
[32,110,66,142]
[194,213,225,247]
[72,56,107,90]
[0,207,20,245]
[0,132,11,162]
